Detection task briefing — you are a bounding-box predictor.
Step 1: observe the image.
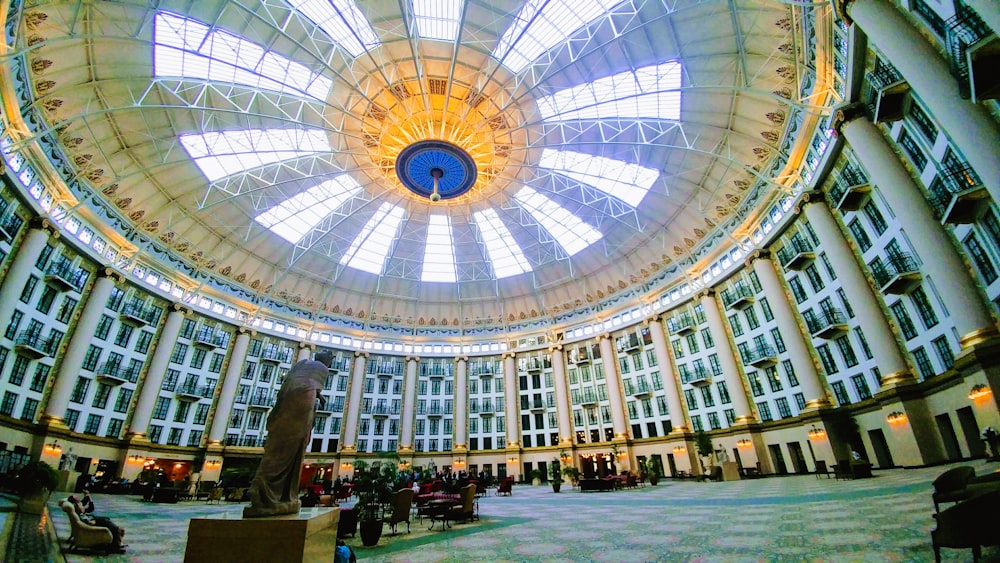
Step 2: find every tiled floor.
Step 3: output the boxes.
[24,460,1000,562]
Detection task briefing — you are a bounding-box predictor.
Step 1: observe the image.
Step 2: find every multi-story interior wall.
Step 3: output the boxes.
[2,0,1000,488]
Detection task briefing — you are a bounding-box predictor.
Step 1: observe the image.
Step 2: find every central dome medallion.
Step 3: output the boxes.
[395,140,478,202]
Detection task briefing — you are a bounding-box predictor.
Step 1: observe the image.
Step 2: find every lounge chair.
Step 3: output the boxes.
[932,466,976,513]
[58,500,114,553]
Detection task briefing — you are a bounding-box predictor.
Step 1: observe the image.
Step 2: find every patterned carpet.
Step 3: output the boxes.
[25,460,1000,562]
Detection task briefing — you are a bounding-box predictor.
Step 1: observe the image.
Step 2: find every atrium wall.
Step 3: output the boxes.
[1,0,1000,486]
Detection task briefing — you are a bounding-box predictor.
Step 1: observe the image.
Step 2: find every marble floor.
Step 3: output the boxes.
[18,460,1000,562]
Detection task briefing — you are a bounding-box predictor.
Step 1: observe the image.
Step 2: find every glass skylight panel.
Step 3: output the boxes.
[287,0,380,57]
[492,0,621,73]
[539,149,657,207]
[514,187,601,256]
[179,129,330,182]
[536,62,682,121]
[413,0,462,41]
[421,215,457,283]
[472,209,532,278]
[255,175,363,243]
[153,12,332,100]
[340,202,406,275]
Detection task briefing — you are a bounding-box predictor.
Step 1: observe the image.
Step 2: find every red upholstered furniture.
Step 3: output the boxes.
[496,477,513,496]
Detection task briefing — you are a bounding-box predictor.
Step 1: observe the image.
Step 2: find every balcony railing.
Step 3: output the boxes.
[871,252,922,294]
[14,331,55,358]
[669,313,697,335]
[744,345,777,368]
[828,167,871,212]
[261,347,290,364]
[192,329,223,348]
[249,395,274,409]
[866,59,909,123]
[175,382,202,401]
[45,260,86,292]
[96,362,140,385]
[805,308,849,339]
[0,213,23,241]
[776,237,815,271]
[329,357,352,372]
[945,3,996,102]
[420,364,452,378]
[616,334,641,353]
[722,283,755,310]
[928,163,989,225]
[119,301,155,325]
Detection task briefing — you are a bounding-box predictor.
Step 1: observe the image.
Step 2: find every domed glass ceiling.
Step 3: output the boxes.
[2,0,811,334]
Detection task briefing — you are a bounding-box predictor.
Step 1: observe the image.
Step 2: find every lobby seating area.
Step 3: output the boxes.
[5,461,993,562]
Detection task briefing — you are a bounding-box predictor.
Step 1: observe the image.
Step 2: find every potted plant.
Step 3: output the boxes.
[14,460,60,514]
[561,465,580,488]
[695,431,714,475]
[353,452,398,547]
[529,469,543,486]
[548,460,562,493]
[641,457,663,486]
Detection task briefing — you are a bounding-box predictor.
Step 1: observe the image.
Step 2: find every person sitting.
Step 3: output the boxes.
[67,495,127,553]
[299,488,320,507]
[80,490,96,514]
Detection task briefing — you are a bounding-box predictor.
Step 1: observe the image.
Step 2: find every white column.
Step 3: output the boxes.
[700,291,755,422]
[339,352,367,452]
[454,357,468,451]
[846,0,1000,204]
[803,198,912,385]
[648,317,688,433]
[751,254,831,407]
[42,271,116,425]
[841,114,995,342]
[550,345,573,445]
[208,329,251,444]
[296,343,312,362]
[598,334,628,439]
[503,353,520,448]
[128,306,185,438]
[399,356,419,452]
[0,223,50,330]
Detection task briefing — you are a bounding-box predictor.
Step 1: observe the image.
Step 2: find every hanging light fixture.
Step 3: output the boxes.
[808,426,827,440]
[886,411,907,425]
[968,383,992,400]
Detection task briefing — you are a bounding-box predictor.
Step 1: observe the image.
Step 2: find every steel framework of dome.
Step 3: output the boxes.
[1,0,826,338]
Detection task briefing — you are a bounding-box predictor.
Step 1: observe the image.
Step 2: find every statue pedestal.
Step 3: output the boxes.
[184,507,340,563]
[721,461,741,481]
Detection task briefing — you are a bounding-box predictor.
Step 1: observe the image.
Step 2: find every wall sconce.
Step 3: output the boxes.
[887,411,907,425]
[672,445,687,454]
[43,441,62,455]
[127,455,143,464]
[969,383,992,401]
[204,459,222,469]
[807,426,827,440]
[454,459,466,467]
[736,439,752,449]
[506,456,519,464]
[340,462,353,470]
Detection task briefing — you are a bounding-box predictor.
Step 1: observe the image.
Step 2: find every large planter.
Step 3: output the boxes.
[648,475,659,486]
[359,519,384,547]
[19,489,50,514]
[551,482,561,493]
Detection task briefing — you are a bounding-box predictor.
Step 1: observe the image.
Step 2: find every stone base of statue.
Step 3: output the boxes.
[243,498,301,518]
[184,507,340,563]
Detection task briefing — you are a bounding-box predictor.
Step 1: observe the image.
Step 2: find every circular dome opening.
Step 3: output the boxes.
[396,140,478,200]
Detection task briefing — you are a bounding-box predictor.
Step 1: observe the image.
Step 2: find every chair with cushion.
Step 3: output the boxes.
[447,484,477,524]
[814,460,832,479]
[337,507,357,539]
[496,477,513,496]
[931,490,1000,562]
[334,483,354,503]
[932,465,976,513]
[387,488,415,534]
[58,500,114,553]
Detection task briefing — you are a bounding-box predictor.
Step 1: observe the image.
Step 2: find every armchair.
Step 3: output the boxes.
[58,500,114,553]
[447,484,478,524]
[496,477,513,496]
[387,488,415,534]
[931,490,1000,562]
[931,466,976,513]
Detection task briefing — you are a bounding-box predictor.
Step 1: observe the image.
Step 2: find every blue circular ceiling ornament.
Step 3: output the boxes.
[396,140,477,201]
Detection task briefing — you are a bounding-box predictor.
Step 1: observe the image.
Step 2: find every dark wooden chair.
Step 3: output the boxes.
[447,484,477,524]
[814,460,832,479]
[931,490,1000,562]
[932,466,976,513]
[496,477,513,496]
[833,460,852,480]
[386,488,414,534]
